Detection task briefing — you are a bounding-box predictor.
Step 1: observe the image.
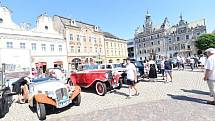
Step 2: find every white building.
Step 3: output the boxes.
[0,5,68,73]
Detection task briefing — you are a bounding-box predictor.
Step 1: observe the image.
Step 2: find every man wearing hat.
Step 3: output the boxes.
[204,48,215,105]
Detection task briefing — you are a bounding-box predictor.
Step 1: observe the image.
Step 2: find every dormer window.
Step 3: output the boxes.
[45,26,48,30]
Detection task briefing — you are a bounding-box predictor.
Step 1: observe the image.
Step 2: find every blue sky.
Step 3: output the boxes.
[2,0,215,39]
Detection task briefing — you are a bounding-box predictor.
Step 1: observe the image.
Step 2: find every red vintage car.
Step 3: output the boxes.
[69,64,122,96]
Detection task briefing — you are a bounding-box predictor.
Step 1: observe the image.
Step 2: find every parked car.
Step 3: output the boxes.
[100,63,126,75]
[28,77,81,120]
[131,60,144,77]
[69,64,122,96]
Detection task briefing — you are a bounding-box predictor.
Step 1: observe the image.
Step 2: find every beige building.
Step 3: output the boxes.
[53,15,105,70]
[104,32,127,63]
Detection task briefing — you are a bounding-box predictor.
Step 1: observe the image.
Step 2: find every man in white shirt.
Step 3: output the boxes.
[126,58,139,99]
[204,48,215,105]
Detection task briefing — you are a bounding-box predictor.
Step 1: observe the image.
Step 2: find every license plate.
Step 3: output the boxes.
[58,99,69,108]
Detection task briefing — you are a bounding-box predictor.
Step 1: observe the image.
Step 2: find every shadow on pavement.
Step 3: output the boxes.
[167,94,208,104]
[110,90,128,97]
[181,89,210,96]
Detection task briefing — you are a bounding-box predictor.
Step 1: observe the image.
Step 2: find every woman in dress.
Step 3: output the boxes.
[148,58,157,82]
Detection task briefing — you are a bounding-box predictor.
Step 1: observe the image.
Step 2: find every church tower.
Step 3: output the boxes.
[145,10,152,34]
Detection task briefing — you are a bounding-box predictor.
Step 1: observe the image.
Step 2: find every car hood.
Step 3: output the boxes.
[31,80,66,91]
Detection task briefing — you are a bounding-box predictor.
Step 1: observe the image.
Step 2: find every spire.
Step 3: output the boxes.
[180,13,183,20]
[146,9,151,17]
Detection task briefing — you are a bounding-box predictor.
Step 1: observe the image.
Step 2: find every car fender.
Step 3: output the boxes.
[34,93,56,107]
[70,86,81,100]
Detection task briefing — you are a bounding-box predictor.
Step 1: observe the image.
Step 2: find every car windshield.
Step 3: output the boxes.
[32,77,56,83]
[113,64,121,68]
[82,64,99,70]
[135,61,143,67]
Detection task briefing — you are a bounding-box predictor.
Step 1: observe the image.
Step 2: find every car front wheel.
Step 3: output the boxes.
[36,102,46,120]
[95,81,107,96]
[72,94,81,106]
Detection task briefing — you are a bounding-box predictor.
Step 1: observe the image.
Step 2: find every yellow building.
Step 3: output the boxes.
[104,32,128,63]
[53,15,105,70]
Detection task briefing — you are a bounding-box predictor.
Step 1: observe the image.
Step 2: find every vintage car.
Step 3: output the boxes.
[28,77,81,120]
[69,64,122,96]
[99,63,126,75]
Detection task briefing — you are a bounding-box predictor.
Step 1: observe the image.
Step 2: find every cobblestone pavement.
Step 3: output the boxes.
[1,69,213,121]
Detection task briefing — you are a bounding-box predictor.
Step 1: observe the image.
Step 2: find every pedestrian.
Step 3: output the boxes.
[190,57,195,71]
[194,55,199,69]
[199,54,206,72]
[160,57,165,80]
[176,55,181,70]
[180,56,185,70]
[203,48,215,105]
[148,58,157,82]
[125,58,139,99]
[164,57,173,83]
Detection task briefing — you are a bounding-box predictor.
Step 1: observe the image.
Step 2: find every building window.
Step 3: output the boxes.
[31,43,36,51]
[107,50,109,55]
[197,33,200,35]
[121,44,123,48]
[157,48,160,52]
[177,37,180,41]
[169,40,172,43]
[70,46,74,53]
[0,18,3,23]
[83,36,86,42]
[186,35,189,40]
[114,43,116,48]
[111,43,113,47]
[151,36,153,40]
[77,35,80,41]
[69,34,73,40]
[99,48,102,53]
[143,43,145,47]
[169,47,172,51]
[111,50,113,55]
[6,42,13,48]
[158,41,160,45]
[144,50,146,53]
[169,38,171,40]
[139,44,141,47]
[151,49,154,53]
[45,26,48,30]
[151,42,154,45]
[20,43,25,49]
[94,37,97,43]
[58,45,62,52]
[90,47,93,53]
[106,42,108,48]
[99,38,101,43]
[95,47,97,53]
[50,44,54,52]
[77,46,81,53]
[139,50,142,54]
[89,37,91,42]
[187,45,191,49]
[84,46,87,53]
[41,44,46,51]
[157,34,159,38]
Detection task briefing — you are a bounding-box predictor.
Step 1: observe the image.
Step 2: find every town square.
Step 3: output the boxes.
[0,0,215,121]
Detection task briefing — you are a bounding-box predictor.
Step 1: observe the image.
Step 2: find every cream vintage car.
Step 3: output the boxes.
[28,77,81,120]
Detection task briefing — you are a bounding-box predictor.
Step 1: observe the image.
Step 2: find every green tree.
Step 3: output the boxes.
[196,34,215,51]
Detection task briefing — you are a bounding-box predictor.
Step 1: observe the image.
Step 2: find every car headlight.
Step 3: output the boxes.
[45,91,56,99]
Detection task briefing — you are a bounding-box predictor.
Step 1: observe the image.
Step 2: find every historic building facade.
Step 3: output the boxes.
[134,11,169,61]
[0,5,68,72]
[134,12,206,61]
[103,32,127,63]
[53,15,105,70]
[127,39,136,60]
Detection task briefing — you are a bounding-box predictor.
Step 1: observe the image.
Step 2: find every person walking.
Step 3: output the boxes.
[199,54,206,72]
[203,48,215,105]
[160,57,165,80]
[148,58,157,82]
[125,58,139,99]
[164,57,173,83]
[176,55,181,70]
[180,56,185,70]
[190,57,195,71]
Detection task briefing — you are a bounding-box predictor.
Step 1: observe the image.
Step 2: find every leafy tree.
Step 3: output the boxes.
[196,34,215,51]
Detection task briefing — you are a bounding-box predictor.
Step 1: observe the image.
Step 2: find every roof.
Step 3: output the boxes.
[54,15,101,31]
[103,32,126,41]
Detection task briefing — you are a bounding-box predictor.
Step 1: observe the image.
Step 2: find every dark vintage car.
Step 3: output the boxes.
[69,64,122,96]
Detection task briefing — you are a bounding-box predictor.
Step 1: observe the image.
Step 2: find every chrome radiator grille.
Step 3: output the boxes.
[56,88,68,100]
